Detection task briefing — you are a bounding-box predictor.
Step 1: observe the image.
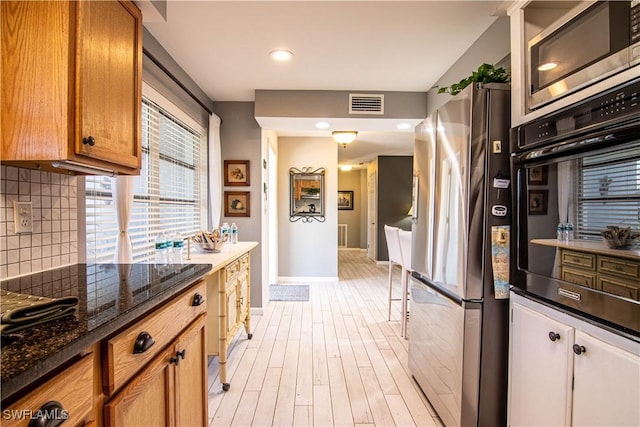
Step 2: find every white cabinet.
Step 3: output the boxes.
[508,294,640,427]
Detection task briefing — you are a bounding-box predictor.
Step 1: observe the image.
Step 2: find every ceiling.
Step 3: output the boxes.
[141,1,508,166]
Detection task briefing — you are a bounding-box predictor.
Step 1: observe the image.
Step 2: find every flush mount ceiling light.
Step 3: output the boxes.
[332,131,358,148]
[340,165,353,172]
[270,49,294,61]
[538,62,558,71]
[396,122,412,130]
[315,121,331,129]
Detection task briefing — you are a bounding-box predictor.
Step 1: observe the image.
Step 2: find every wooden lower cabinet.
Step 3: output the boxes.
[2,354,94,427]
[206,252,252,391]
[105,314,207,427]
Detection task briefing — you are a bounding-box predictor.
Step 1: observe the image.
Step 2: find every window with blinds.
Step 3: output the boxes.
[85,97,207,263]
[575,145,640,240]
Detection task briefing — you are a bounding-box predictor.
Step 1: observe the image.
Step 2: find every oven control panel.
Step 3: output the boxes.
[518,78,640,149]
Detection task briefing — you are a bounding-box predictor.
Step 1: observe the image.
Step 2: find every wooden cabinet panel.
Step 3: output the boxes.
[598,276,639,301]
[105,281,206,395]
[174,315,208,427]
[561,267,596,288]
[3,354,94,427]
[561,250,596,271]
[104,346,173,427]
[0,0,141,175]
[76,0,141,169]
[598,256,640,281]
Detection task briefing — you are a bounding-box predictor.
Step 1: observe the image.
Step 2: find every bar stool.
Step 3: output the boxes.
[398,229,413,339]
[384,225,403,325]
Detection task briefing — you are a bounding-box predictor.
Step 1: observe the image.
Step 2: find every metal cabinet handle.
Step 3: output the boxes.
[82,136,95,146]
[170,349,186,366]
[133,331,155,354]
[548,331,560,342]
[573,344,586,355]
[27,401,66,427]
[192,293,205,306]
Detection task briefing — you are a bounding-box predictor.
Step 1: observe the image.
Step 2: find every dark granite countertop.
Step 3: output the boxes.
[0,262,212,402]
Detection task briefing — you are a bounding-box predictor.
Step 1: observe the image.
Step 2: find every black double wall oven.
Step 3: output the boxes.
[511,78,640,337]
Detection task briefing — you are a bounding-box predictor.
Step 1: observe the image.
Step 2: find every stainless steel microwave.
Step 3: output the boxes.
[528,0,640,110]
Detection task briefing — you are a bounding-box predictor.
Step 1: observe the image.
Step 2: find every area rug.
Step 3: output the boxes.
[269,284,310,302]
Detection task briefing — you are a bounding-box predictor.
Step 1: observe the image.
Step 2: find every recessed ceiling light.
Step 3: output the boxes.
[340,165,353,171]
[270,49,294,61]
[397,123,412,130]
[538,62,558,71]
[315,121,331,129]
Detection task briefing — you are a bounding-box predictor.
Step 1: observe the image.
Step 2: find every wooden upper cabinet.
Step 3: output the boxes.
[1,0,142,175]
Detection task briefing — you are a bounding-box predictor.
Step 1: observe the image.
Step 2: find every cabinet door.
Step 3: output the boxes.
[76,0,141,170]
[174,315,208,427]
[238,273,249,319]
[572,330,640,426]
[104,346,174,427]
[508,303,574,427]
[227,284,238,334]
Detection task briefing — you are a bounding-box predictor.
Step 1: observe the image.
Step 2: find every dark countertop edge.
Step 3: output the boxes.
[510,286,640,343]
[1,264,212,402]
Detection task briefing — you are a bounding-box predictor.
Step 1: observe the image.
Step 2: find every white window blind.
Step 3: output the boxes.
[86,96,207,263]
[575,146,640,239]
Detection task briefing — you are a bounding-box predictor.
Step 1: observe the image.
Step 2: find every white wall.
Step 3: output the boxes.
[277,137,338,280]
[261,129,278,307]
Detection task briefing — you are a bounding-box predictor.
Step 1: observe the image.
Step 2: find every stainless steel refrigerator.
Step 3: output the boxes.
[408,83,511,427]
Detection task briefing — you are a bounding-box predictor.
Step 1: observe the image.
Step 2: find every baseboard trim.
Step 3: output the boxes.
[277,276,339,283]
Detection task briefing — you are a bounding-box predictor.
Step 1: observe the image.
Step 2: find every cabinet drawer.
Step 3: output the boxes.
[598,276,640,301]
[598,256,639,280]
[238,254,249,272]
[3,354,94,427]
[224,260,239,284]
[561,250,596,270]
[105,281,206,394]
[561,268,596,288]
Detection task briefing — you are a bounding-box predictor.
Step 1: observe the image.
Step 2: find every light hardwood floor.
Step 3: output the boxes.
[207,249,443,427]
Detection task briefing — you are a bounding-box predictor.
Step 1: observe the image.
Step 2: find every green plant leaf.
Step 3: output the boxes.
[438,63,510,95]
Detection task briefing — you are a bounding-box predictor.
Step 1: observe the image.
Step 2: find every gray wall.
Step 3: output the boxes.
[427,16,510,116]
[255,90,427,119]
[337,170,363,249]
[377,156,413,261]
[213,102,264,307]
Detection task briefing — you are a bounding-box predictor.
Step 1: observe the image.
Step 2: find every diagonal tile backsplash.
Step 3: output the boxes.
[1,165,79,279]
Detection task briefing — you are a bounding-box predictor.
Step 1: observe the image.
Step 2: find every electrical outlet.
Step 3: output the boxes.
[13,201,33,234]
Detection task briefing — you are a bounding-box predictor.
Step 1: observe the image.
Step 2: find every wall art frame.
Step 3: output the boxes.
[224,160,250,186]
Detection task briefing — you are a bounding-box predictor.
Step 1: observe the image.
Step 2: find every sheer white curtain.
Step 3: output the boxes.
[209,113,222,229]
[113,176,135,263]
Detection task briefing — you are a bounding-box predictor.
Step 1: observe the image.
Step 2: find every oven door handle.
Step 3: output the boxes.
[514,120,640,163]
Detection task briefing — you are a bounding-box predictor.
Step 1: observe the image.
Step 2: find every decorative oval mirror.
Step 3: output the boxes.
[290,167,325,222]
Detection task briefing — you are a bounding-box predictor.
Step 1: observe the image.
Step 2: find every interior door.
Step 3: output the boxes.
[367,171,377,260]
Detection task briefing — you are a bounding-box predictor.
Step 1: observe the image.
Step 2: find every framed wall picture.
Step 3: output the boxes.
[528,190,548,215]
[527,165,548,185]
[224,191,250,217]
[338,190,354,210]
[224,160,250,186]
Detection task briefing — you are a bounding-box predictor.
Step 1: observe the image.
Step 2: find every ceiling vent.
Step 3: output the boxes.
[349,93,384,115]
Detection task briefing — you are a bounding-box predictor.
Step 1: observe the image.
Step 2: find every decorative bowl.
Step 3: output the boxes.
[600,226,636,249]
[192,230,228,253]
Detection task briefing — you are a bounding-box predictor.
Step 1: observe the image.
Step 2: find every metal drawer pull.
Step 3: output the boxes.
[27,401,67,427]
[133,331,155,354]
[573,344,586,355]
[192,293,205,306]
[548,331,560,342]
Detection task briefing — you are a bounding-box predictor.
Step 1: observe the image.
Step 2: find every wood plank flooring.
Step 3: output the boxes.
[207,249,443,427]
